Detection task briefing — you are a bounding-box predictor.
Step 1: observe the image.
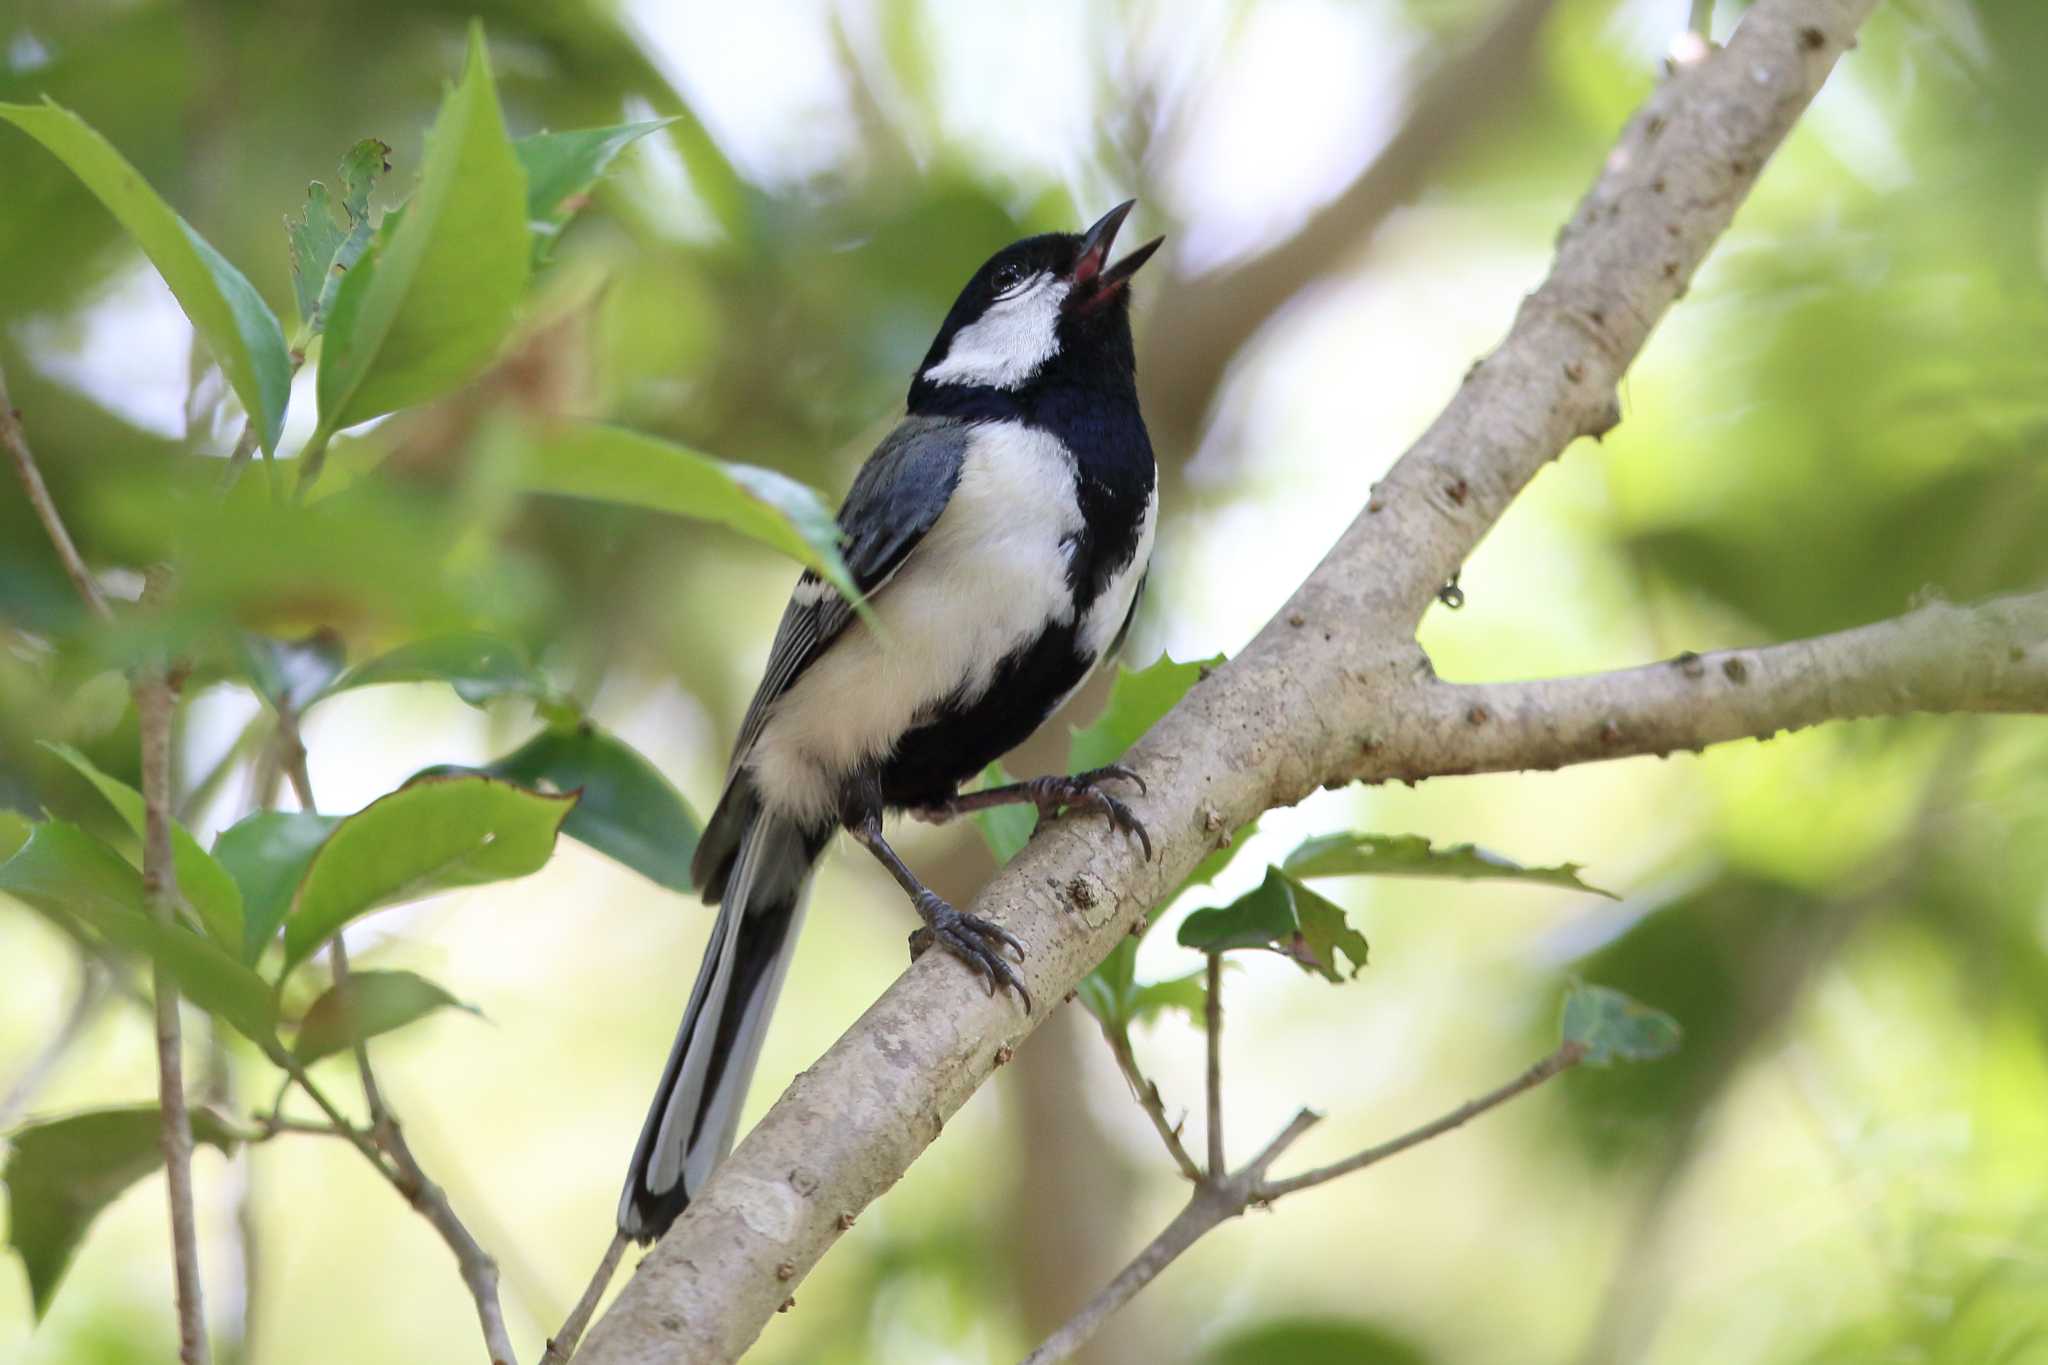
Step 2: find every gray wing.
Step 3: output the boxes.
[725,416,970,770]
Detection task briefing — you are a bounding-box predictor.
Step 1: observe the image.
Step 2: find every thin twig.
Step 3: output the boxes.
[1104,1029,1203,1184]
[541,1233,631,1365]
[1,365,113,622]
[1688,0,1715,37]
[1023,1047,1582,1365]
[1203,953,1224,1179]
[1255,1043,1584,1199]
[270,710,519,1365]
[138,664,211,1365]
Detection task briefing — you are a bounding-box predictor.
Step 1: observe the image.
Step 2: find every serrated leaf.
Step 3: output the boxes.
[314,631,546,709]
[212,810,341,963]
[292,968,475,1064]
[239,630,347,714]
[1560,983,1683,1066]
[1177,867,1369,982]
[310,25,528,462]
[506,421,857,601]
[431,724,699,892]
[1067,653,1222,774]
[279,775,573,976]
[287,137,390,338]
[0,823,276,1043]
[40,741,244,951]
[514,120,673,263]
[1282,832,1615,899]
[970,761,1036,866]
[4,1107,239,1318]
[0,101,291,453]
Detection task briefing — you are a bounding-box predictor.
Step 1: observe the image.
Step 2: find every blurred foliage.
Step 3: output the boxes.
[0,0,2045,1362]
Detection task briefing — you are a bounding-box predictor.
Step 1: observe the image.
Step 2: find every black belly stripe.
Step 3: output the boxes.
[877,621,1091,808]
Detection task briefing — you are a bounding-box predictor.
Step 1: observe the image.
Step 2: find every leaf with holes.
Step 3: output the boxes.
[1561,983,1683,1065]
[40,742,244,952]
[311,25,528,451]
[279,775,573,976]
[0,101,291,453]
[287,137,391,339]
[1282,832,1614,898]
[292,968,476,1064]
[4,1107,240,1318]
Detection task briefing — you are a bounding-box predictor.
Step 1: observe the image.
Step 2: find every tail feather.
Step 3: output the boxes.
[619,783,823,1242]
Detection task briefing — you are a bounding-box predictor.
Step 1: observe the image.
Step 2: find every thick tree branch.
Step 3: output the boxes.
[575,5,1906,1359]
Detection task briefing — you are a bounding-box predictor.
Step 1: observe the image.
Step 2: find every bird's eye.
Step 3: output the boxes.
[990,263,1025,294]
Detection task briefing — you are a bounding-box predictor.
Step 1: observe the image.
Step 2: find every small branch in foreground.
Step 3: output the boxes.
[1023,1042,1586,1365]
[1203,953,1224,1179]
[138,665,211,1365]
[541,1232,631,1365]
[1104,1029,1203,1185]
[0,365,114,622]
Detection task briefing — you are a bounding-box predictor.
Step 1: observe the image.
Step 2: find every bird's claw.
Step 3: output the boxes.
[1030,767,1153,860]
[912,890,1031,1011]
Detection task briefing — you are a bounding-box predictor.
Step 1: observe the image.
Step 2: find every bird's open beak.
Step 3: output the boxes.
[1069,200,1164,311]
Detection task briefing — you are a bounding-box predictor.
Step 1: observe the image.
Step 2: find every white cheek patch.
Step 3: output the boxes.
[922,274,1068,390]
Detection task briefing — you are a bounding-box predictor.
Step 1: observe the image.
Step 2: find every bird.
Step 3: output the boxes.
[617,201,1164,1243]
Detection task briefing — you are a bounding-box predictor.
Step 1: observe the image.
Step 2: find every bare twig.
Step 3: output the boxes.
[1202,953,1224,1179]
[1,365,113,622]
[541,1233,631,1365]
[1104,1029,1203,1185]
[1025,1043,1585,1365]
[138,665,211,1365]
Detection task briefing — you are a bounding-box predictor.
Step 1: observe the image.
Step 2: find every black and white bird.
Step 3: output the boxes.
[618,202,1164,1243]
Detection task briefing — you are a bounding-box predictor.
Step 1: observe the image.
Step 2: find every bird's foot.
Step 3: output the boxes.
[908,890,1031,1011]
[1026,765,1153,860]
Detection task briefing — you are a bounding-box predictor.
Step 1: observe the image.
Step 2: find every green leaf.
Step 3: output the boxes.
[292,968,475,1064]
[0,810,31,863]
[40,741,244,952]
[311,25,528,450]
[970,761,1036,866]
[1282,832,1616,899]
[1067,653,1222,773]
[443,724,699,892]
[1129,968,1209,1028]
[280,775,573,976]
[0,101,291,454]
[507,421,857,600]
[1560,983,1683,1066]
[287,138,390,339]
[315,632,547,709]
[4,1107,239,1319]
[1074,937,1210,1030]
[240,631,348,714]
[514,120,673,262]
[1177,867,1369,982]
[212,811,341,964]
[0,823,277,1044]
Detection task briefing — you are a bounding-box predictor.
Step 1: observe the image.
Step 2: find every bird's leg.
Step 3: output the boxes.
[921,764,1152,860]
[844,808,1032,1011]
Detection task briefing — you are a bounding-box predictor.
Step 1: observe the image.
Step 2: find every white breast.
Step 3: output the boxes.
[745,421,1084,824]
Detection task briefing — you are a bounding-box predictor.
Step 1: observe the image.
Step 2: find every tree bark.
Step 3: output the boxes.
[575,4,1959,1359]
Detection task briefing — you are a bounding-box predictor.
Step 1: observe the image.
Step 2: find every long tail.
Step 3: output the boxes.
[617,780,824,1242]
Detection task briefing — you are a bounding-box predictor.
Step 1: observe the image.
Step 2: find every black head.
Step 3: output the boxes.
[909,201,1163,414]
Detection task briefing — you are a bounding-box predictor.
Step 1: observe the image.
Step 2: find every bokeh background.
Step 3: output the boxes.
[5,0,2048,1361]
